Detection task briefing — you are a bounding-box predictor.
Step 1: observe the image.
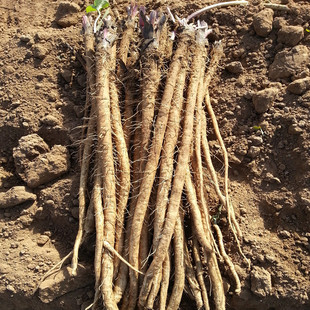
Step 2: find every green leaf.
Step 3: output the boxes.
[94,0,109,11]
[253,126,261,131]
[86,1,109,13]
[306,28,310,32]
[86,5,97,13]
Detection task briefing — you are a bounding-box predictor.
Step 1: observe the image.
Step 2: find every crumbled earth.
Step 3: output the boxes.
[0,0,309,309]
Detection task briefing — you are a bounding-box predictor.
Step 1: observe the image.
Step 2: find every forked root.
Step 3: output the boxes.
[192,237,210,310]
[184,240,204,309]
[159,252,171,310]
[214,224,241,294]
[167,211,185,310]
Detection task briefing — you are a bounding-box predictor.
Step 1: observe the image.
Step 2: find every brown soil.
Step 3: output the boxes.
[0,0,309,309]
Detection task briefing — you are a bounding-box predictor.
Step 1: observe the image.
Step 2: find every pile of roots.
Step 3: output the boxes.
[69,2,249,310]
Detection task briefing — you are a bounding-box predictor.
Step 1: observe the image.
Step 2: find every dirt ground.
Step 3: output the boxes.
[0,0,309,309]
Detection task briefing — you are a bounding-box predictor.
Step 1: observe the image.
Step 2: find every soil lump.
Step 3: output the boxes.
[252,87,279,113]
[0,186,36,208]
[269,45,309,79]
[253,8,274,37]
[277,25,304,47]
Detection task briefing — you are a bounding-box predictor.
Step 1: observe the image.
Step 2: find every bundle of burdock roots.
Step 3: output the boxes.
[69,1,249,309]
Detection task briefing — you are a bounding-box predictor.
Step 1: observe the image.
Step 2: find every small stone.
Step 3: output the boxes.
[10,243,18,249]
[265,254,276,263]
[232,47,246,59]
[37,235,50,246]
[55,101,64,108]
[44,231,52,238]
[250,266,272,297]
[20,34,32,42]
[71,207,79,219]
[35,83,43,89]
[277,25,304,47]
[55,2,81,27]
[253,9,274,37]
[235,144,248,156]
[3,65,15,74]
[249,136,263,146]
[0,263,10,274]
[248,146,260,158]
[287,77,310,95]
[32,44,48,59]
[299,190,310,208]
[278,230,291,238]
[61,69,72,83]
[278,164,286,171]
[229,154,242,165]
[252,87,278,113]
[288,124,302,135]
[0,186,36,209]
[299,236,308,243]
[256,254,265,263]
[27,263,36,270]
[239,208,247,216]
[41,115,60,127]
[224,110,234,117]
[45,200,55,208]
[48,90,58,102]
[226,61,244,74]
[0,157,8,164]
[6,285,16,293]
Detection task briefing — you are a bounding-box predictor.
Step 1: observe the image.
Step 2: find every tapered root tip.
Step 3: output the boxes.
[235,288,242,295]
[71,267,78,276]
